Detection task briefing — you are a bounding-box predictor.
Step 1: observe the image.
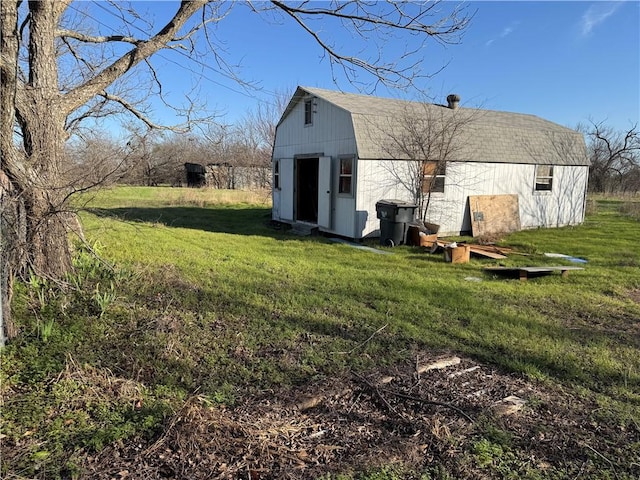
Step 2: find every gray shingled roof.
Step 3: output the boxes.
[285,86,589,166]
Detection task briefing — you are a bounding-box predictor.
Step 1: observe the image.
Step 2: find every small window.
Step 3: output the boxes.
[535,165,553,191]
[304,99,313,125]
[422,161,445,193]
[273,160,280,190]
[339,157,353,195]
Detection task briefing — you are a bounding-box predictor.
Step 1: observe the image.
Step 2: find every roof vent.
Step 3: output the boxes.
[446,94,460,110]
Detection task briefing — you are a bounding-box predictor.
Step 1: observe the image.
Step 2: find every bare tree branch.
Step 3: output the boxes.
[269,0,473,89]
[62,0,208,113]
[99,91,175,131]
[374,99,479,221]
[271,1,470,38]
[57,29,142,45]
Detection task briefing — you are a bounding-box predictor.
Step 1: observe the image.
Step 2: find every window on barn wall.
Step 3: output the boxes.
[304,99,313,126]
[274,160,280,189]
[422,161,445,193]
[535,165,553,191]
[339,156,354,195]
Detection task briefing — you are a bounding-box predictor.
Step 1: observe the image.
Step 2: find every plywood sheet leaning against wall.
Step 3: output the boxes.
[468,194,521,237]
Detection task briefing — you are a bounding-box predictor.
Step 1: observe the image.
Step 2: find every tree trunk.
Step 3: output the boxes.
[1,1,20,343]
[0,171,22,343]
[24,188,73,278]
[1,1,74,342]
[20,2,73,280]
[1,2,211,341]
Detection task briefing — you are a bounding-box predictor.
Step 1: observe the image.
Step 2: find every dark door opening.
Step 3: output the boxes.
[296,158,319,223]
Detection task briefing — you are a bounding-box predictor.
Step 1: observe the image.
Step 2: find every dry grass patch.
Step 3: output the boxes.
[163,188,272,207]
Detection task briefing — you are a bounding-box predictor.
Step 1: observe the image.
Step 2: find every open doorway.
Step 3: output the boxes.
[296,157,319,223]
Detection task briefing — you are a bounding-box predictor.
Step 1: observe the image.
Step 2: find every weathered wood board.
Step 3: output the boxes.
[468,194,521,237]
[467,246,507,259]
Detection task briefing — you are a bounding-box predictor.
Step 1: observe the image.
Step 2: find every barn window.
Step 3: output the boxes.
[422,161,445,193]
[304,99,313,126]
[273,160,280,190]
[535,165,553,191]
[339,156,353,195]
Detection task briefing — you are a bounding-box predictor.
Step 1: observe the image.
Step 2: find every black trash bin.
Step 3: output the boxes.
[375,199,418,246]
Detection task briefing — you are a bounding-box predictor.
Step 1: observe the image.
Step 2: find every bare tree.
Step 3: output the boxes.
[0,1,471,341]
[377,95,477,222]
[581,121,640,194]
[0,1,218,341]
[231,90,291,189]
[241,87,293,155]
[195,90,289,191]
[122,126,175,187]
[65,133,131,188]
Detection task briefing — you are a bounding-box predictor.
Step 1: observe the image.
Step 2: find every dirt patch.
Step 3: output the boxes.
[80,351,639,479]
[629,288,640,304]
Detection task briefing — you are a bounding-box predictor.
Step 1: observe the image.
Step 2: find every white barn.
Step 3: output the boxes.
[271,86,590,238]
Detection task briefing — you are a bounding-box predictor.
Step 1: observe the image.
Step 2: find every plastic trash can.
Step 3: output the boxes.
[375,199,418,246]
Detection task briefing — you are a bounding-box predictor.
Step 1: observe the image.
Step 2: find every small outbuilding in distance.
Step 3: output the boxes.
[271,86,590,239]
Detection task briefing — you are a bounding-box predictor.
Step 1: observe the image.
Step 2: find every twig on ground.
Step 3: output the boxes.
[333,324,387,355]
[353,370,474,423]
[352,371,409,422]
[582,442,619,479]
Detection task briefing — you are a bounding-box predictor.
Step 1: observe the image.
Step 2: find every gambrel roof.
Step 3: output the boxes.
[281,86,589,166]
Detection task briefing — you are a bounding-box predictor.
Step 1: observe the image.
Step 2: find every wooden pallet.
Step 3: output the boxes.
[485,266,584,281]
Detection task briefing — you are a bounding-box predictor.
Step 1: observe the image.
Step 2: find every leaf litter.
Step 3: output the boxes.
[75,351,640,479]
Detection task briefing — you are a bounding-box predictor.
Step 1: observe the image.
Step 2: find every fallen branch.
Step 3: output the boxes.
[352,371,473,423]
[379,388,475,423]
[351,371,409,422]
[417,356,461,374]
[582,442,619,479]
[448,365,481,378]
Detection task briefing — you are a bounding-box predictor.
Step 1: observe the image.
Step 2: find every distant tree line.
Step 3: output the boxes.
[64,107,281,190]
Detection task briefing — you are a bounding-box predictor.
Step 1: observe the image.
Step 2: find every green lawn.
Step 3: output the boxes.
[2,187,639,479]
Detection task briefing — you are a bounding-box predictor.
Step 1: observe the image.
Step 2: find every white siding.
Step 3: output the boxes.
[355,159,415,237]
[279,158,294,221]
[517,164,588,229]
[355,160,589,237]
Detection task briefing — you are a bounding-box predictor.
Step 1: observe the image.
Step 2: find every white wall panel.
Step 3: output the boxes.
[354,160,589,237]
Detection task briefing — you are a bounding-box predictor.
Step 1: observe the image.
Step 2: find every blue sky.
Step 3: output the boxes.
[94,1,640,133]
